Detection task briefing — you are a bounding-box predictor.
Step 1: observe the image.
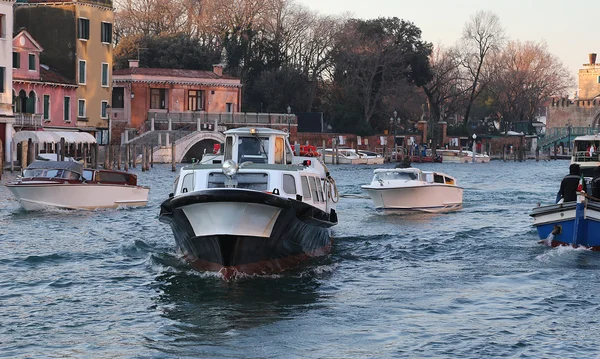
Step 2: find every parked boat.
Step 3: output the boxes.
[321,148,367,164]
[6,161,149,211]
[361,167,463,213]
[159,127,339,278]
[357,150,385,164]
[531,191,600,249]
[437,149,490,163]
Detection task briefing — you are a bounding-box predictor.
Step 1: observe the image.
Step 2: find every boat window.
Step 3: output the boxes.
[316,178,325,201]
[301,176,311,199]
[275,137,284,164]
[181,173,194,193]
[434,174,444,183]
[425,173,434,183]
[445,177,455,185]
[61,170,80,180]
[282,174,296,194]
[45,169,61,178]
[82,170,94,181]
[238,136,269,164]
[375,171,418,181]
[23,169,44,177]
[173,175,180,193]
[224,136,233,161]
[309,177,320,202]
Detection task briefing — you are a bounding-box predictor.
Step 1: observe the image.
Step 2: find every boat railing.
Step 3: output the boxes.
[573,151,600,163]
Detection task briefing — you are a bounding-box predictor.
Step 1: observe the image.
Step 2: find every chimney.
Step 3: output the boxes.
[213,64,223,76]
[128,59,139,68]
[589,53,597,65]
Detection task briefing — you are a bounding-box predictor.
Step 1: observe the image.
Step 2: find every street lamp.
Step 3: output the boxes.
[566,122,572,155]
[389,110,399,161]
[287,105,292,134]
[472,133,477,163]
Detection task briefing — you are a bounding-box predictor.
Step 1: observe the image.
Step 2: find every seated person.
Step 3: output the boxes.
[556,163,586,203]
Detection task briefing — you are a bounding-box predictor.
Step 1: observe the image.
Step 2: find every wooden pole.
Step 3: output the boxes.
[117,145,122,170]
[142,145,146,172]
[125,144,129,172]
[0,139,3,180]
[104,145,109,169]
[171,142,176,172]
[133,145,137,168]
[83,145,88,168]
[20,140,27,169]
[150,143,154,168]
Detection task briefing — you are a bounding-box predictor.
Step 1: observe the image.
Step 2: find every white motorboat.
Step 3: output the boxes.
[321,148,367,164]
[437,149,490,163]
[159,127,339,278]
[571,135,600,177]
[6,161,149,211]
[361,167,463,213]
[357,150,385,164]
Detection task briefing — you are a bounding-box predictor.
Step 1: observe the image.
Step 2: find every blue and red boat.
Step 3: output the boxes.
[531,192,600,249]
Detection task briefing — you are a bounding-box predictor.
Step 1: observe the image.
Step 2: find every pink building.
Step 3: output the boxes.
[12,30,78,131]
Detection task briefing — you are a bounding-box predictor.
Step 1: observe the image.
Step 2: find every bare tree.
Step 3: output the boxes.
[487,40,573,132]
[459,10,505,125]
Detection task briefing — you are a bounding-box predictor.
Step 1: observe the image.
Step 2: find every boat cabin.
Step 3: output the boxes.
[572,136,600,177]
[223,127,295,165]
[20,160,138,185]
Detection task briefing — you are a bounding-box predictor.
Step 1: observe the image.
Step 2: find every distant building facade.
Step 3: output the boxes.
[13,0,113,141]
[112,61,242,143]
[547,53,600,130]
[12,30,78,131]
[0,0,15,162]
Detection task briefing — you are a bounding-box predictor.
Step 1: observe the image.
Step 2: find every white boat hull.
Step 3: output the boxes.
[362,184,463,213]
[6,182,149,210]
[322,154,367,164]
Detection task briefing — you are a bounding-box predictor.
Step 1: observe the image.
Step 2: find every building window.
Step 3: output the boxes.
[78,99,86,118]
[64,96,71,122]
[0,14,5,38]
[78,18,89,40]
[150,88,166,109]
[187,90,204,111]
[101,22,112,43]
[13,52,20,69]
[78,60,86,85]
[226,102,233,113]
[43,95,50,120]
[112,87,124,108]
[101,63,109,87]
[29,54,35,71]
[0,67,4,93]
[101,100,109,119]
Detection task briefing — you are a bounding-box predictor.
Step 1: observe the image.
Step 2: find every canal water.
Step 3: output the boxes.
[0,160,598,358]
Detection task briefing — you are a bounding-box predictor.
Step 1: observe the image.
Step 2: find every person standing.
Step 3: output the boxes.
[556,163,586,203]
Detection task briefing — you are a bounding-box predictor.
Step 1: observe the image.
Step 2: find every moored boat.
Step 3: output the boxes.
[159,127,339,278]
[357,150,385,164]
[6,161,149,210]
[321,148,367,164]
[361,167,463,213]
[437,149,490,163]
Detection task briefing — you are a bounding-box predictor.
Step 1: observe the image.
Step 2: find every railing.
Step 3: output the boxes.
[14,113,43,128]
[147,111,296,125]
[573,151,600,163]
[538,127,598,149]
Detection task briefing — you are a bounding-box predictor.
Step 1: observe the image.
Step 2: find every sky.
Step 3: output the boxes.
[296,0,594,92]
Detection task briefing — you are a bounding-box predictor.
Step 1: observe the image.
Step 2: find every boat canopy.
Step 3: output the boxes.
[25,160,84,175]
[13,131,97,144]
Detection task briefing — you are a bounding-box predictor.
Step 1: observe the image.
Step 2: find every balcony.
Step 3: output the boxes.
[147,111,295,126]
[14,113,43,128]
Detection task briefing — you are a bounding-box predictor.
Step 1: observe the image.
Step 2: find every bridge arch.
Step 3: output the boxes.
[176,131,226,163]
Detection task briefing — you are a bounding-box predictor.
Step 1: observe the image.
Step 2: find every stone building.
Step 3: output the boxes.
[0,0,15,163]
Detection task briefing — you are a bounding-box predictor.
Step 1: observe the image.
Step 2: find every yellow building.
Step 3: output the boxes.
[578,53,600,100]
[14,0,113,141]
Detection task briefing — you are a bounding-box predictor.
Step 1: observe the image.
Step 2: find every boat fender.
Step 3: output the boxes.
[552,225,562,235]
[272,188,280,195]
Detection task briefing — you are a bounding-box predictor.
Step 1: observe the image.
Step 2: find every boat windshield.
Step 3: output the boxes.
[374,171,419,182]
[238,136,269,163]
[23,168,81,180]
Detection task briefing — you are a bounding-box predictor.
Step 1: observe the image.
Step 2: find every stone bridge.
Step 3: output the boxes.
[152,129,226,163]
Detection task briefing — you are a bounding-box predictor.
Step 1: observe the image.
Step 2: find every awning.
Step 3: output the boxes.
[13,131,97,144]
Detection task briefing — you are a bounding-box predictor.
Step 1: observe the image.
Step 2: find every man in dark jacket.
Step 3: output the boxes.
[556,163,586,203]
[591,166,600,199]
